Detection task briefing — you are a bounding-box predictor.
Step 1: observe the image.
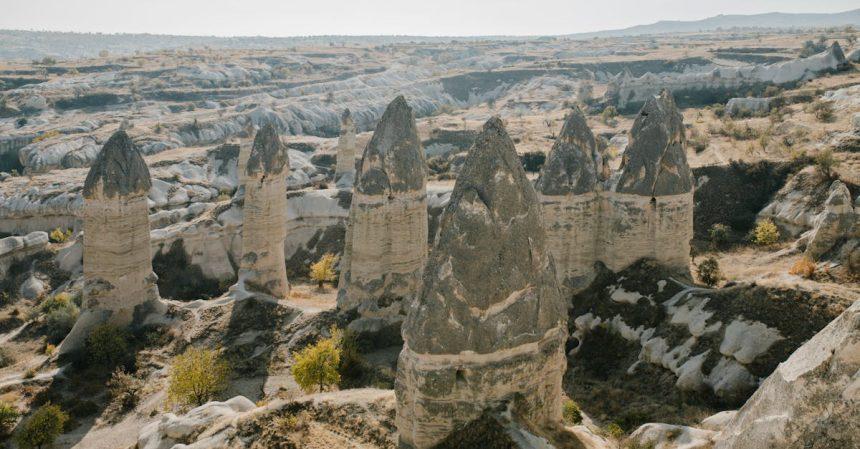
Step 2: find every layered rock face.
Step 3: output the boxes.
[536,106,601,291]
[396,118,567,448]
[334,108,357,187]
[537,91,694,292]
[63,131,158,351]
[713,300,860,449]
[337,96,428,338]
[606,90,693,272]
[606,43,848,111]
[237,124,290,299]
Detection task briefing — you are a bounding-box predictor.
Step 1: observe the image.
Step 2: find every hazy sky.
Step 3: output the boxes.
[1,0,857,37]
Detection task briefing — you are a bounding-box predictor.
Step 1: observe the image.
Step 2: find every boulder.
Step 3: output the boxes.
[804,180,857,260]
[714,300,860,449]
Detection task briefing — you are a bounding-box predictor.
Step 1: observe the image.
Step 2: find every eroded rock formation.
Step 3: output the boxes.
[236,123,290,299]
[337,96,428,339]
[335,108,357,187]
[713,300,860,449]
[396,117,567,448]
[804,180,857,260]
[537,91,694,292]
[62,130,159,352]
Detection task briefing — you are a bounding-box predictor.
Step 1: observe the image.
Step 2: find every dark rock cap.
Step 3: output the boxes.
[246,123,289,176]
[535,105,598,195]
[616,90,693,196]
[83,130,151,199]
[402,117,564,355]
[356,96,426,196]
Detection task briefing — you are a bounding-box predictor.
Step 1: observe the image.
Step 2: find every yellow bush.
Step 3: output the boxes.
[49,228,72,243]
[752,220,780,246]
[167,347,230,407]
[789,257,816,279]
[562,399,583,425]
[291,335,340,393]
[309,253,339,289]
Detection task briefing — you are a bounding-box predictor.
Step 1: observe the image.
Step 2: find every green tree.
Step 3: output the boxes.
[14,404,68,449]
[697,257,722,287]
[167,347,230,407]
[309,253,339,290]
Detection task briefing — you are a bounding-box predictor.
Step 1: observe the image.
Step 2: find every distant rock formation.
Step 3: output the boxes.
[236,123,290,299]
[334,108,357,187]
[606,43,849,111]
[396,117,567,448]
[537,91,694,292]
[337,96,428,341]
[713,299,860,449]
[62,131,159,352]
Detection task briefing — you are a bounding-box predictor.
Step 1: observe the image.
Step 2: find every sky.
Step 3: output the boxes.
[0,0,857,37]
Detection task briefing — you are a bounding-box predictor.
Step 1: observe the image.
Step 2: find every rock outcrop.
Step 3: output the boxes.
[713,300,860,449]
[62,131,159,352]
[536,106,602,291]
[334,108,357,187]
[804,180,857,260]
[606,43,849,111]
[236,123,290,299]
[337,96,428,340]
[0,231,48,278]
[396,117,568,448]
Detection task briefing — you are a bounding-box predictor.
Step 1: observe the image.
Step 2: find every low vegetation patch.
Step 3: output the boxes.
[168,347,230,407]
[14,404,68,449]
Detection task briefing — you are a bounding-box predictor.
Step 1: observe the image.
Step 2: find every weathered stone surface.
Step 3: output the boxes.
[805,180,857,260]
[334,108,357,187]
[0,231,48,278]
[726,97,772,117]
[396,117,567,448]
[714,300,860,449]
[629,423,716,449]
[236,123,290,299]
[536,105,599,196]
[83,131,151,199]
[616,90,692,196]
[63,130,159,353]
[338,96,427,340]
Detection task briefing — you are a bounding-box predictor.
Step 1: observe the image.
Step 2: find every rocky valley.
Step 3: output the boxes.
[0,15,858,449]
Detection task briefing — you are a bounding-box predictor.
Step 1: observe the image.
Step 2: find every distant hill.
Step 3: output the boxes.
[565,9,860,39]
[1,9,859,61]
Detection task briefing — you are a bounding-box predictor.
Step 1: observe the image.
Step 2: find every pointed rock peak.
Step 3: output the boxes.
[616,89,693,196]
[356,96,425,195]
[403,116,563,354]
[536,107,598,195]
[825,180,852,209]
[341,108,353,124]
[83,130,151,199]
[246,123,289,176]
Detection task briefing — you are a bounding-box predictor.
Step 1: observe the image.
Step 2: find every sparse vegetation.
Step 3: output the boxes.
[562,399,583,425]
[814,149,840,179]
[14,403,68,449]
[697,257,722,287]
[807,99,835,122]
[0,402,20,436]
[107,368,144,412]
[291,333,341,393]
[790,257,816,279]
[167,347,230,407]
[86,324,132,368]
[48,228,72,243]
[687,128,709,153]
[604,422,625,439]
[601,106,618,126]
[708,223,730,249]
[309,253,338,290]
[752,219,780,246]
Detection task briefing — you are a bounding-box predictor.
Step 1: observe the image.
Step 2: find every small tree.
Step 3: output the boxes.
[86,324,131,368]
[14,404,68,449]
[291,335,341,393]
[309,253,339,290]
[167,347,230,407]
[752,219,780,246]
[107,368,144,412]
[708,223,730,250]
[814,149,840,179]
[697,257,722,287]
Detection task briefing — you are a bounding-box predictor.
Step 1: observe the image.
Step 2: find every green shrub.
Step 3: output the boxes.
[0,402,19,436]
[107,368,143,412]
[604,422,625,439]
[291,335,341,393]
[44,301,79,343]
[814,149,840,179]
[562,399,583,425]
[697,257,722,287]
[14,403,68,449]
[752,219,780,246]
[708,223,731,249]
[331,327,363,383]
[167,347,230,407]
[85,324,131,368]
